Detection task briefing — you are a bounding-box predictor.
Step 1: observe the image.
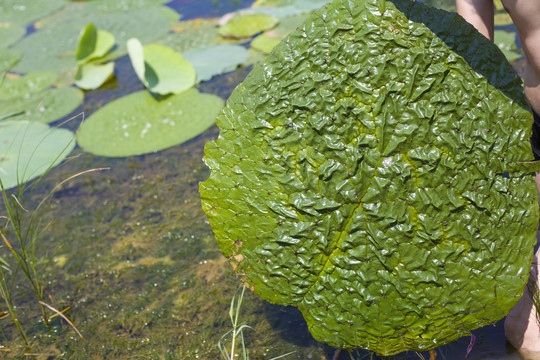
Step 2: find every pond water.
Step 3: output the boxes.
[0,0,533,359]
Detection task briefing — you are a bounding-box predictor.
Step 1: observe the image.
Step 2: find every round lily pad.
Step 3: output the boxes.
[0,71,58,101]
[0,22,26,48]
[0,87,84,124]
[156,19,220,53]
[76,89,224,157]
[219,13,279,38]
[127,38,196,95]
[0,0,68,25]
[184,44,250,82]
[200,0,538,355]
[83,0,169,12]
[0,121,75,190]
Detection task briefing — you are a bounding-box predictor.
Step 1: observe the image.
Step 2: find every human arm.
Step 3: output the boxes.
[455,0,494,41]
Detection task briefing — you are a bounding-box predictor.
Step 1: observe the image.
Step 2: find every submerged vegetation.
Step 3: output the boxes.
[0,0,535,358]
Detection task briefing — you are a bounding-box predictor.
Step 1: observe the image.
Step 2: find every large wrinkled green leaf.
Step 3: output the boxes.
[200,0,538,355]
[184,44,250,82]
[219,13,279,38]
[0,71,58,101]
[0,87,83,124]
[76,89,224,157]
[127,38,196,95]
[0,121,75,190]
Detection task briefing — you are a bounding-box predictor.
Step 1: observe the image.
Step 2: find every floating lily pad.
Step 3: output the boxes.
[0,121,75,190]
[0,48,22,72]
[75,23,115,65]
[83,0,170,12]
[251,34,281,54]
[0,87,83,124]
[76,89,224,157]
[74,63,115,90]
[0,71,58,101]
[0,22,26,48]
[494,30,522,62]
[219,13,279,38]
[200,0,538,355]
[184,44,250,82]
[127,38,196,95]
[0,0,68,25]
[12,7,175,74]
[156,19,220,53]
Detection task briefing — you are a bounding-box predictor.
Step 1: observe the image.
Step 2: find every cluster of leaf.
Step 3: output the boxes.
[74,23,116,90]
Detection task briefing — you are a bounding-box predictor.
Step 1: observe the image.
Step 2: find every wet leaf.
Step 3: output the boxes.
[219,13,279,38]
[0,87,83,124]
[0,71,58,101]
[77,89,224,157]
[184,44,250,82]
[127,38,196,95]
[0,121,75,190]
[74,63,115,90]
[200,0,538,355]
[75,23,115,65]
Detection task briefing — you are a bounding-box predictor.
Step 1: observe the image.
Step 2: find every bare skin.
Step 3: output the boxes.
[456,0,540,356]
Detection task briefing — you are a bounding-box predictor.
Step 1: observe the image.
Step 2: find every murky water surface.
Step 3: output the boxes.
[0,0,531,359]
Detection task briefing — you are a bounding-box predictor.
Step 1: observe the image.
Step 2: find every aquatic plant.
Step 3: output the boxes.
[127,38,196,95]
[74,23,116,90]
[0,119,100,349]
[200,0,538,355]
[219,285,295,360]
[76,88,224,157]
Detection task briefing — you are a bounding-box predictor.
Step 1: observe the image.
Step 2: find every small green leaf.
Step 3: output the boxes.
[219,13,279,38]
[75,23,115,65]
[0,121,75,190]
[127,38,196,95]
[251,34,281,54]
[74,62,115,90]
[76,88,224,157]
[184,44,250,82]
